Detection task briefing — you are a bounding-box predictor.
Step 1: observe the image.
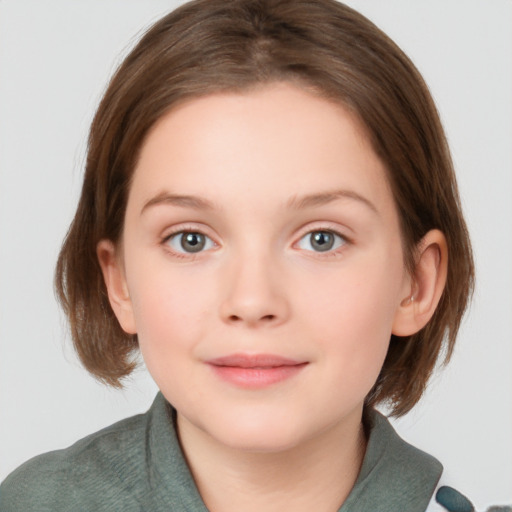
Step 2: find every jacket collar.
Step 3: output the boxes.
[339,409,442,511]
[145,393,442,511]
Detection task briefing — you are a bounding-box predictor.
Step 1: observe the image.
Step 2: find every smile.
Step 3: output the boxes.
[206,354,309,389]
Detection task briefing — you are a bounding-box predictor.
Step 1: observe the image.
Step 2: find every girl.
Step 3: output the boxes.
[0,1,508,510]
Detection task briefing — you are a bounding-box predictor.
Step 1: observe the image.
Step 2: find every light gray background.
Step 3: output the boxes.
[0,1,511,508]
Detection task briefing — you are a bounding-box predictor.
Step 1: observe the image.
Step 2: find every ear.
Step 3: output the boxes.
[392,229,448,337]
[96,240,137,334]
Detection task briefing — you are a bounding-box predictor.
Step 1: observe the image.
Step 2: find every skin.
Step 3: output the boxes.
[98,83,447,512]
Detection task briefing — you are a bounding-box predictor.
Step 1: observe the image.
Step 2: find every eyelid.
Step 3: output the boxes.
[161,222,217,241]
[160,223,219,257]
[166,231,215,252]
[159,222,351,258]
[292,223,352,255]
[294,222,352,243]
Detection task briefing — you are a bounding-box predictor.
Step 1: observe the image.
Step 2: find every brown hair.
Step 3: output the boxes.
[55,0,474,416]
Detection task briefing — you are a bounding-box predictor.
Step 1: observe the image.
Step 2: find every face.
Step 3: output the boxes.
[107,83,412,453]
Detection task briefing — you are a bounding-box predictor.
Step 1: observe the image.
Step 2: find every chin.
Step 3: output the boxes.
[201,407,314,453]
[217,426,306,454]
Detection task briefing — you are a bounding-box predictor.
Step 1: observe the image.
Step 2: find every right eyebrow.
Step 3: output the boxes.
[140,192,216,216]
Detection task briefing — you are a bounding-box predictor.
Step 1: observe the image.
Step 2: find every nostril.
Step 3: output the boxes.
[227,313,276,323]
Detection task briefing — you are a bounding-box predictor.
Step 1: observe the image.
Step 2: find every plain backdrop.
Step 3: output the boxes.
[0,1,511,508]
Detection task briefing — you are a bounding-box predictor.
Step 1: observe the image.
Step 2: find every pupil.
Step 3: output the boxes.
[181,233,205,253]
[311,231,333,252]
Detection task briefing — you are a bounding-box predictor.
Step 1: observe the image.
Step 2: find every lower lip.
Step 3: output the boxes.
[209,363,308,389]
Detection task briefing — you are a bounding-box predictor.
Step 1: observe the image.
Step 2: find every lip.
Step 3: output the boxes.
[206,354,308,389]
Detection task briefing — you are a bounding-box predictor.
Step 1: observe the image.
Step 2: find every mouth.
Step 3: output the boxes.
[206,354,308,389]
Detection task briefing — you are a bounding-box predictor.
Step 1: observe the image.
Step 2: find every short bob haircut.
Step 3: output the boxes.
[55,0,474,417]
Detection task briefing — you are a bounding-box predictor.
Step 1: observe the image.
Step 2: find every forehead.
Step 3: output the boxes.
[129,83,393,215]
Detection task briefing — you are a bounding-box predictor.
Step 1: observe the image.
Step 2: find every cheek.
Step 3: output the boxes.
[315,284,392,365]
[299,255,402,333]
[296,253,404,387]
[126,261,214,359]
[127,268,217,406]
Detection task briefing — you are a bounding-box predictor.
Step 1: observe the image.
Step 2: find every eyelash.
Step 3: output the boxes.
[295,227,350,258]
[160,226,351,259]
[161,225,217,260]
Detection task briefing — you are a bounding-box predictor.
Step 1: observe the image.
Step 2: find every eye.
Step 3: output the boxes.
[165,231,215,254]
[297,230,346,253]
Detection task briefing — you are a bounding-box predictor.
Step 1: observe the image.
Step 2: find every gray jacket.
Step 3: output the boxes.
[0,393,444,511]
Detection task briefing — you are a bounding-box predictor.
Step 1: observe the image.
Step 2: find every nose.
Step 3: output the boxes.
[219,251,290,328]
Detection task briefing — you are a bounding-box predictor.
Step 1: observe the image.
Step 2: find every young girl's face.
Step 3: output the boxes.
[103,83,412,452]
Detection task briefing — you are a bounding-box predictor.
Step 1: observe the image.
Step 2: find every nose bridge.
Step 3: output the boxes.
[219,242,289,327]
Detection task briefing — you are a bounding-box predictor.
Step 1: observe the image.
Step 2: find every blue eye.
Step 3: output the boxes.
[166,231,215,253]
[297,230,346,252]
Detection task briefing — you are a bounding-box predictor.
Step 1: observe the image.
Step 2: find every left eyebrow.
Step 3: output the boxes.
[286,189,379,215]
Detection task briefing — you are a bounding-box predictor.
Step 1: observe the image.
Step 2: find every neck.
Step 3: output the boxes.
[177,411,367,512]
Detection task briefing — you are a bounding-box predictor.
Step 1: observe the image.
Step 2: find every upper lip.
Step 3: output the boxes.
[207,354,306,368]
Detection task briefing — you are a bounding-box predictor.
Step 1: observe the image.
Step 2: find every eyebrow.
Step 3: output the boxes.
[286,189,378,214]
[141,188,378,215]
[141,192,217,215]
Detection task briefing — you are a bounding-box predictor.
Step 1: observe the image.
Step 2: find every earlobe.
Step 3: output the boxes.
[392,229,448,337]
[96,240,137,334]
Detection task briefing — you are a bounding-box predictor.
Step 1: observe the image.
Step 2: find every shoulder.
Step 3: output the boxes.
[367,412,479,512]
[0,410,149,512]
